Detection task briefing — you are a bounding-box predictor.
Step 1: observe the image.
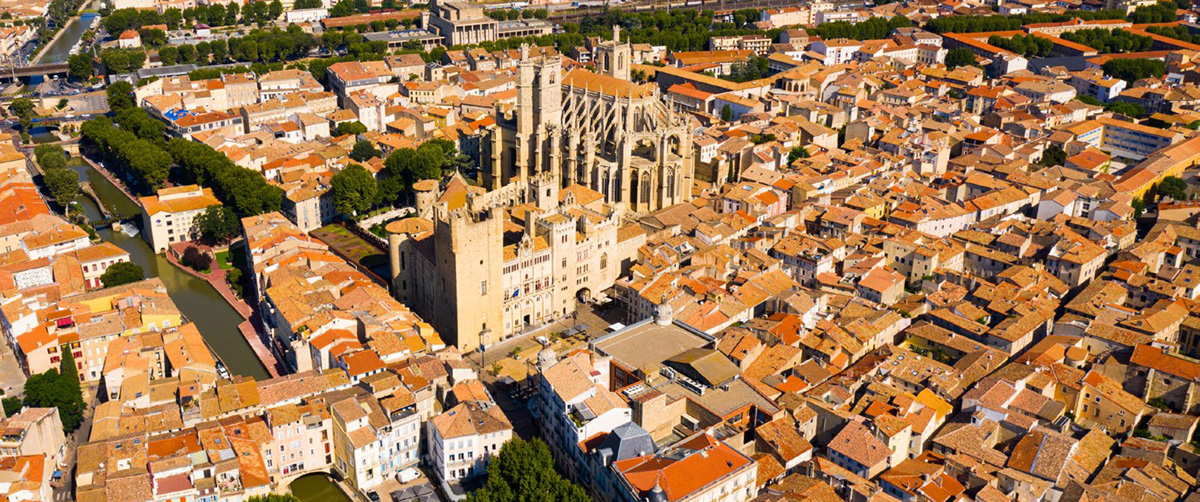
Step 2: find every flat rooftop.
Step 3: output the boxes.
[592,319,710,373]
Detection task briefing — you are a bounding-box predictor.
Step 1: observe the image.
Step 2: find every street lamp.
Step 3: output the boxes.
[477,327,492,370]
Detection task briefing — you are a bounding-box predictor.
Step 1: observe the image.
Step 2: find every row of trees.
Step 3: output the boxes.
[34,145,80,207]
[103,2,283,33]
[576,9,771,52]
[99,48,147,74]
[1127,1,1181,24]
[80,117,171,193]
[486,8,550,21]
[1060,28,1153,54]
[1146,25,1197,44]
[169,139,284,217]
[328,0,413,17]
[1076,95,1147,117]
[924,10,1126,33]
[1102,58,1166,83]
[809,15,912,42]
[723,56,770,83]
[987,34,1054,58]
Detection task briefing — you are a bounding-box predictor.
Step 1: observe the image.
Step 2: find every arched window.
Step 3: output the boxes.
[601,253,609,270]
[640,172,651,204]
[667,169,676,199]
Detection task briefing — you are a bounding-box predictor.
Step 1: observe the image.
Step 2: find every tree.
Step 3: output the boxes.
[181,246,213,272]
[1158,176,1188,201]
[1132,196,1145,218]
[35,146,67,171]
[158,45,179,66]
[68,54,93,81]
[465,438,589,502]
[1105,100,1145,117]
[350,139,381,162]
[331,164,378,215]
[43,168,79,204]
[9,97,34,129]
[196,206,240,243]
[720,104,733,122]
[268,0,283,20]
[335,121,368,136]
[60,347,80,389]
[100,262,145,287]
[226,266,245,297]
[22,367,84,433]
[946,47,976,69]
[1102,58,1166,82]
[2,397,21,417]
[294,0,322,8]
[1038,144,1067,168]
[788,146,810,163]
[106,81,135,113]
[34,144,64,164]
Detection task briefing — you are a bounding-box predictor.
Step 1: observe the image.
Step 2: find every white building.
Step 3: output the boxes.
[138,185,222,253]
[427,400,513,484]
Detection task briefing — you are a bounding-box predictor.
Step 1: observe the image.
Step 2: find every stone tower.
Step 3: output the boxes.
[512,46,563,184]
[431,203,505,350]
[595,25,631,81]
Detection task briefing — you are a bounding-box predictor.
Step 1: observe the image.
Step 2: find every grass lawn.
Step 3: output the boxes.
[215,250,233,270]
[312,224,388,272]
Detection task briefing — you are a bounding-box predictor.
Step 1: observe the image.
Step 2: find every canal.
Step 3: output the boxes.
[36,12,98,65]
[289,474,352,502]
[68,160,269,380]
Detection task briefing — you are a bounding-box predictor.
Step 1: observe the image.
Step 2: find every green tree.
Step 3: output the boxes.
[788,146,810,163]
[100,262,145,287]
[22,367,84,433]
[36,148,67,171]
[158,45,179,66]
[350,139,381,162]
[43,168,79,204]
[2,397,21,417]
[1105,100,1145,117]
[195,206,240,243]
[9,97,34,130]
[331,163,378,215]
[1158,176,1188,201]
[720,104,733,122]
[106,81,136,113]
[60,347,80,389]
[465,438,589,502]
[68,54,93,81]
[34,144,64,164]
[268,0,283,20]
[335,121,368,136]
[1102,58,1166,82]
[945,47,976,69]
[1038,144,1067,168]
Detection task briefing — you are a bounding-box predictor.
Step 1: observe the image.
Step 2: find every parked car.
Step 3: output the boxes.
[367,491,381,502]
[398,468,420,484]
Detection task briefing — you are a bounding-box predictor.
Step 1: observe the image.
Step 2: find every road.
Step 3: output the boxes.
[464,301,625,440]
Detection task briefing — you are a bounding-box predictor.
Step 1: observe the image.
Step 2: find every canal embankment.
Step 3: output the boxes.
[67,157,270,379]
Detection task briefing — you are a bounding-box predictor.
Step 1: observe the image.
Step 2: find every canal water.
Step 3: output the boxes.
[36,12,99,65]
[68,161,269,379]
